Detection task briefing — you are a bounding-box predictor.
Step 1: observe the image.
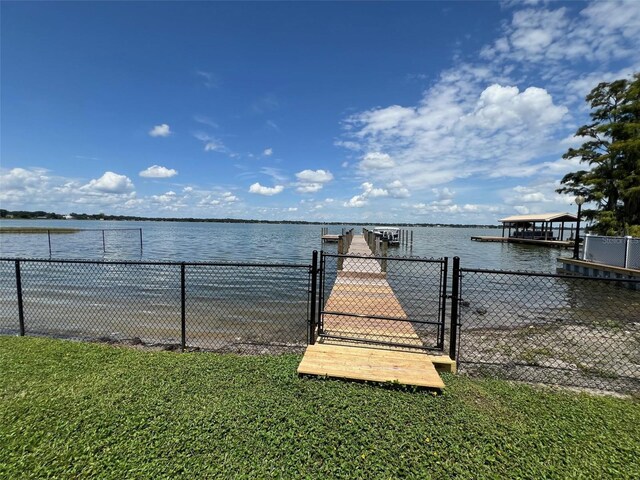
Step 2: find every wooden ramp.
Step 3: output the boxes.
[298,343,445,388]
[298,233,449,389]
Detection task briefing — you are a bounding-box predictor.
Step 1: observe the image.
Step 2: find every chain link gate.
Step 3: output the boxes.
[314,251,449,352]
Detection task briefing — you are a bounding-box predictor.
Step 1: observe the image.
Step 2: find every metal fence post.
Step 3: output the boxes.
[15,260,25,336]
[181,263,186,352]
[309,250,318,345]
[439,257,448,349]
[449,256,460,361]
[318,251,325,336]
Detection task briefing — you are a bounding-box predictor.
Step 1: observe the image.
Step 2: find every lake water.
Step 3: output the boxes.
[0,219,569,271]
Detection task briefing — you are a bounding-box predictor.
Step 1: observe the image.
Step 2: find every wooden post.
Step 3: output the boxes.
[337,236,344,270]
[381,240,388,272]
[410,230,413,245]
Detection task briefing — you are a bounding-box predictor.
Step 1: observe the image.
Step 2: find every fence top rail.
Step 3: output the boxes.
[322,252,445,263]
[460,266,640,283]
[66,228,144,232]
[0,257,310,269]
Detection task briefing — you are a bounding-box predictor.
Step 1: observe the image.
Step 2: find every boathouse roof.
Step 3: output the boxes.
[499,213,578,223]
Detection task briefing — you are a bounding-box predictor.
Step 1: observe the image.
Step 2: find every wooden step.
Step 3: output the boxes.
[298,343,445,389]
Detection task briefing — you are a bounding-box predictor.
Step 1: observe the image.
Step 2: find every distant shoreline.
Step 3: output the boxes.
[0,209,500,229]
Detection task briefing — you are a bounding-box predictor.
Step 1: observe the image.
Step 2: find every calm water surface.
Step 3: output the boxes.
[0,219,568,271]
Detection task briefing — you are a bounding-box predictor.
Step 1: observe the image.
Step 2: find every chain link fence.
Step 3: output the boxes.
[0,258,311,353]
[318,253,448,351]
[3,254,640,394]
[456,267,640,393]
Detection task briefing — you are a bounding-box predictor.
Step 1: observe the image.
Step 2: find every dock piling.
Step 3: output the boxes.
[381,240,388,272]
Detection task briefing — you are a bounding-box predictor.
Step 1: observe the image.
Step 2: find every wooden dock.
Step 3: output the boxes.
[298,233,450,389]
[321,234,340,243]
[471,235,573,248]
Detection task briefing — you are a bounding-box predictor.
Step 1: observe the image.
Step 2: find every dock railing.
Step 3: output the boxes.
[583,234,640,269]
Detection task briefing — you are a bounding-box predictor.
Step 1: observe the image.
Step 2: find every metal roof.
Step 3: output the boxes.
[499,213,578,223]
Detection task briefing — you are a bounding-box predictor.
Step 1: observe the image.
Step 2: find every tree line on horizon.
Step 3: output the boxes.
[0,210,500,229]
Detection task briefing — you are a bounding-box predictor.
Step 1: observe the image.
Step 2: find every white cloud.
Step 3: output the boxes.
[249,182,284,196]
[0,167,141,212]
[263,148,273,156]
[260,167,287,183]
[0,167,48,192]
[345,195,367,208]
[193,115,218,128]
[196,70,219,88]
[386,180,410,198]
[432,187,455,200]
[337,1,639,217]
[296,183,323,193]
[82,172,134,194]
[149,124,172,137]
[295,169,333,183]
[360,152,395,170]
[484,2,640,66]
[205,141,224,152]
[194,132,226,153]
[342,72,568,191]
[139,165,178,178]
[221,192,238,203]
[343,182,389,208]
[295,169,333,193]
[151,191,178,204]
[467,84,567,130]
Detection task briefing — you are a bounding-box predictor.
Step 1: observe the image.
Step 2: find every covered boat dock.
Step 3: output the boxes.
[471,212,578,248]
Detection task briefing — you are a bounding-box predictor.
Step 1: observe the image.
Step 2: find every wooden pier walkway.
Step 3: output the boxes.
[298,233,448,389]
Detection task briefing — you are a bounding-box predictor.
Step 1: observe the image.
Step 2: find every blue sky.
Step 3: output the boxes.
[1,1,639,223]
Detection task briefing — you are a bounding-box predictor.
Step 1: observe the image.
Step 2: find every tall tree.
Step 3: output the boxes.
[557,73,640,235]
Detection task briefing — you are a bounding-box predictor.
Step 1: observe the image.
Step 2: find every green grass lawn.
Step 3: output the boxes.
[1,337,639,479]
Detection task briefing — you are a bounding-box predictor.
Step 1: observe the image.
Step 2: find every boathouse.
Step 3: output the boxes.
[499,213,578,241]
